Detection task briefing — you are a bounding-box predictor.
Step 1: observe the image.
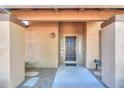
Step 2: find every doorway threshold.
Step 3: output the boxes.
[65,63,77,66]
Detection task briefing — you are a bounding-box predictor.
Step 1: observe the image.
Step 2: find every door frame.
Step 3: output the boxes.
[63,35,79,64]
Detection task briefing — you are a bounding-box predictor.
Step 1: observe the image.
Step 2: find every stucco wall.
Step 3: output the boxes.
[25,22,59,68]
[0,20,25,88]
[115,22,124,87]
[101,23,115,88]
[82,23,87,67]
[0,21,10,87]
[9,22,25,87]
[86,22,102,69]
[101,21,124,88]
[59,22,84,64]
[25,22,102,68]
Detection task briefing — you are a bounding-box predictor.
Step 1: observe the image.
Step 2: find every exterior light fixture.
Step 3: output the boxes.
[50,32,55,38]
[22,21,29,26]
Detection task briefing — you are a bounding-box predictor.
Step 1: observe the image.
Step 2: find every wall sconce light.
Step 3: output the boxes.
[50,32,55,38]
[22,21,29,27]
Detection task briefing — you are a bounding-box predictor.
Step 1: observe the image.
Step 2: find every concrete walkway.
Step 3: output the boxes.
[52,65,105,88]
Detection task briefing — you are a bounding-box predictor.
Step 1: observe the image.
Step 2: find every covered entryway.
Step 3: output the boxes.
[1,6,124,88]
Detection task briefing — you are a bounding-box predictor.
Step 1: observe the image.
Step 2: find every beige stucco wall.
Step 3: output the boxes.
[0,20,25,88]
[82,23,87,67]
[101,23,115,88]
[59,22,84,64]
[0,21,10,87]
[9,22,25,88]
[102,21,124,88]
[25,21,102,68]
[25,22,59,68]
[115,22,124,87]
[85,22,102,69]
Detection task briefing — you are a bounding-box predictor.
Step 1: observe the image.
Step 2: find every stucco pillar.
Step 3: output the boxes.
[85,22,102,69]
[0,14,25,87]
[101,15,124,88]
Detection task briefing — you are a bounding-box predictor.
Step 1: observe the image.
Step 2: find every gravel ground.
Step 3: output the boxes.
[18,68,57,88]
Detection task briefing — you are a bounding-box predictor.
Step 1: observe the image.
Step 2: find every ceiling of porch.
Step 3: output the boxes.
[1,7,124,22]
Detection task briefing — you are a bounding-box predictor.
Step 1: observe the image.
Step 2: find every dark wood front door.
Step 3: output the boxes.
[65,36,76,61]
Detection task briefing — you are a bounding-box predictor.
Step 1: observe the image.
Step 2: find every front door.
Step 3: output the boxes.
[65,36,77,63]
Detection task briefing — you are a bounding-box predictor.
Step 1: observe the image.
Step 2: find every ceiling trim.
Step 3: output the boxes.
[0,5,124,9]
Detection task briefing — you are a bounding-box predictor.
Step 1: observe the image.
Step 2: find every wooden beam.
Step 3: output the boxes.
[79,8,85,11]
[54,8,58,12]
[11,9,124,21]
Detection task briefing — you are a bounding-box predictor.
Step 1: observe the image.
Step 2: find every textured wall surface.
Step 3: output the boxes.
[25,22,59,68]
[115,22,124,87]
[0,21,25,88]
[9,22,25,87]
[101,23,115,88]
[102,21,124,88]
[0,21,10,87]
[25,22,101,68]
[86,22,102,69]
